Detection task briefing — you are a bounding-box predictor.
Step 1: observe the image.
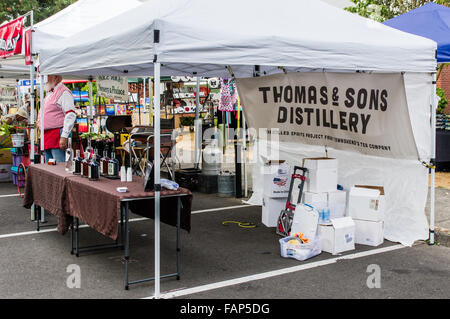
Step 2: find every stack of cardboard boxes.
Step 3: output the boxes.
[262,158,385,257]
[302,158,356,255]
[262,160,291,227]
[349,185,385,247]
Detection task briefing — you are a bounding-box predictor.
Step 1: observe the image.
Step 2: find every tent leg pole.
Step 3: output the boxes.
[88,79,93,133]
[29,52,35,222]
[243,113,247,198]
[29,58,35,166]
[39,73,46,223]
[154,61,161,299]
[430,72,437,245]
[194,76,201,169]
[430,167,435,245]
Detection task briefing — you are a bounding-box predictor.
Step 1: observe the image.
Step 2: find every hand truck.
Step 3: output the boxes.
[276,166,308,237]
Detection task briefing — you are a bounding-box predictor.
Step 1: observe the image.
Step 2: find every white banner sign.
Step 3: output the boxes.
[236,72,418,159]
[0,87,16,103]
[96,76,128,101]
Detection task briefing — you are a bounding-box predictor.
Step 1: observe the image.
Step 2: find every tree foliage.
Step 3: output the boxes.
[346,0,450,22]
[437,87,448,113]
[0,0,76,25]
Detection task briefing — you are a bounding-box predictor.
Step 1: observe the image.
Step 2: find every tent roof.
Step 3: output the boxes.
[384,2,450,63]
[39,0,437,77]
[0,62,29,80]
[33,0,142,53]
[0,0,142,67]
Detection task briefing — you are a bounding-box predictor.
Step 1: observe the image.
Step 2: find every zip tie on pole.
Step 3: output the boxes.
[421,160,436,170]
[226,65,235,79]
[278,66,287,74]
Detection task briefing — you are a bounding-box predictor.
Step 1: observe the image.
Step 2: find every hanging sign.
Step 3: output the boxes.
[24,28,32,65]
[0,17,24,58]
[96,76,128,101]
[236,72,418,159]
[0,87,17,103]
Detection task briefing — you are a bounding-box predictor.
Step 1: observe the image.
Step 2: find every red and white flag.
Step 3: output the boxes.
[0,16,24,59]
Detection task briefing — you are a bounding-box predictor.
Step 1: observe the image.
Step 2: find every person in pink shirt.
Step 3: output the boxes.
[37,75,76,162]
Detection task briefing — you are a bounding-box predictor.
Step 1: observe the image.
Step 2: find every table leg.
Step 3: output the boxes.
[75,217,80,257]
[36,207,40,232]
[120,205,125,250]
[176,197,181,280]
[70,217,74,255]
[124,201,130,290]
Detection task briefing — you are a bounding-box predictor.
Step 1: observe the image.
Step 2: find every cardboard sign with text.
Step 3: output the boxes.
[236,72,418,159]
[96,76,128,101]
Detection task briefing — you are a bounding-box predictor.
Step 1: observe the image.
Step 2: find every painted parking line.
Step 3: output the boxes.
[0,194,20,198]
[192,204,256,214]
[0,204,256,239]
[146,244,405,299]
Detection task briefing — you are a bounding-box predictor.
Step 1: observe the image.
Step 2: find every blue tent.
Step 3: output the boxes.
[384,2,450,63]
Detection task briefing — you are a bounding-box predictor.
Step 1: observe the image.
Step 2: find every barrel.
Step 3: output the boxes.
[218,172,235,197]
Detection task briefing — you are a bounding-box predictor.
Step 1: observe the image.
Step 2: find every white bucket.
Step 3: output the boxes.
[11,133,25,147]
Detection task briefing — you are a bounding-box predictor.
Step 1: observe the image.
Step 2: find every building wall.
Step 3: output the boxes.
[437,66,450,114]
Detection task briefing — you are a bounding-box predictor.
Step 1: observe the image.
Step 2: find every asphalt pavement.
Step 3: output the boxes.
[0,182,448,299]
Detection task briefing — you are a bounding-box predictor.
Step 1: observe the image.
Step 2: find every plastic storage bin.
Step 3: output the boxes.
[279,235,321,261]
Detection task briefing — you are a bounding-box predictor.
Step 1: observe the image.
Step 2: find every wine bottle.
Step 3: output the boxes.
[73,149,82,175]
[100,149,110,176]
[88,153,99,181]
[85,137,93,155]
[108,150,119,177]
[81,152,90,178]
[65,138,74,172]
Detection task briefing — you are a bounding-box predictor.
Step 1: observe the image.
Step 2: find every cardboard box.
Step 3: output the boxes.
[349,186,385,222]
[303,191,328,208]
[303,158,338,193]
[319,217,355,255]
[354,219,384,246]
[263,160,291,198]
[0,148,12,165]
[328,190,347,219]
[0,136,12,148]
[262,196,286,227]
[303,190,346,219]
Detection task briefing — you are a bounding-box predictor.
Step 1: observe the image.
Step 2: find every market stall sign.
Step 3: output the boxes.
[0,17,24,59]
[24,28,31,65]
[96,76,128,101]
[0,87,16,103]
[237,72,418,159]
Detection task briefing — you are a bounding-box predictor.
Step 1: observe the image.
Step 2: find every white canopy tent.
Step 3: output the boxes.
[1,0,143,67]
[0,0,144,224]
[38,0,438,298]
[0,63,29,83]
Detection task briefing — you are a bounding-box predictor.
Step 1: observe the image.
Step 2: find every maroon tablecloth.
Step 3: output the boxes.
[65,175,192,240]
[23,164,76,235]
[24,163,193,240]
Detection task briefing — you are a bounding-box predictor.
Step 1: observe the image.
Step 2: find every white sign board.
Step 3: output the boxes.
[236,72,418,159]
[0,87,16,103]
[96,76,128,101]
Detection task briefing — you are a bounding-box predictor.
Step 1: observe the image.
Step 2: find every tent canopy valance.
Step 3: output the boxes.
[39,0,437,77]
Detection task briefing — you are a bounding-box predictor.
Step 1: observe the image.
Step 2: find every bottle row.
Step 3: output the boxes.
[65,138,120,181]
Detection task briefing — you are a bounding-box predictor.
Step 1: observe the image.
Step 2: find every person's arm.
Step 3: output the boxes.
[58,91,77,149]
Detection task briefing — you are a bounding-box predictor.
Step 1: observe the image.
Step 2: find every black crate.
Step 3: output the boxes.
[175,168,201,191]
[198,174,218,194]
